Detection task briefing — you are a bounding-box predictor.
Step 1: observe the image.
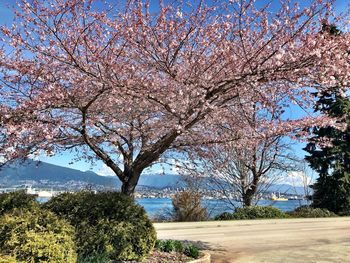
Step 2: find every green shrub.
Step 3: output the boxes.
[184,244,200,259]
[76,252,110,263]
[44,191,156,261]
[172,240,185,253]
[234,206,286,219]
[216,206,337,220]
[172,191,208,222]
[0,191,38,216]
[156,240,200,259]
[0,255,18,263]
[288,206,337,218]
[156,239,184,253]
[0,209,77,263]
[338,209,350,216]
[163,240,177,253]
[214,211,235,221]
[232,206,286,220]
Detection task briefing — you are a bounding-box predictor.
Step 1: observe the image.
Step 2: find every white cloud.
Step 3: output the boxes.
[143,165,165,175]
[28,153,40,161]
[143,159,189,175]
[279,171,313,187]
[97,164,114,177]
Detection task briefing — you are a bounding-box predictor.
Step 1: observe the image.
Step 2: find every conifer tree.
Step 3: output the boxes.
[304,90,350,214]
[304,23,350,214]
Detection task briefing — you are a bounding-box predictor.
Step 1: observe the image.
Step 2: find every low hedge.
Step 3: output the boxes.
[0,208,77,263]
[215,206,287,220]
[288,206,337,218]
[338,210,350,216]
[214,211,235,221]
[233,206,287,219]
[215,205,339,220]
[43,191,157,261]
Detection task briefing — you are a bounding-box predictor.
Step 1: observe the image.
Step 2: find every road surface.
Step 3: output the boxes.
[155,217,350,263]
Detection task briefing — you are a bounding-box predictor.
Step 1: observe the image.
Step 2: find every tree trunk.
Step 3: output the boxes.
[242,192,253,207]
[121,181,136,196]
[120,169,141,196]
[242,184,258,207]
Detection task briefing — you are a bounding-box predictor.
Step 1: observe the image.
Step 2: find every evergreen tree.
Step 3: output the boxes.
[304,90,350,214]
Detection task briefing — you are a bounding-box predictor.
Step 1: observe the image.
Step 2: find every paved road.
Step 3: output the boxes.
[155,217,350,263]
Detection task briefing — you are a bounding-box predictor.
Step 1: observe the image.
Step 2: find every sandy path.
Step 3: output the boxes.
[155,217,350,263]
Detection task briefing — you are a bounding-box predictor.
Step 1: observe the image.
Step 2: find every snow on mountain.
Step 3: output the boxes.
[0,160,307,194]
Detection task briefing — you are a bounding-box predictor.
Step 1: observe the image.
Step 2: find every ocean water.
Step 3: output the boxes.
[137,198,309,218]
[37,197,308,219]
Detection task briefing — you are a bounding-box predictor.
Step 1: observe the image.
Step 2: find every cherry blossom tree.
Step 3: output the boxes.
[0,0,349,195]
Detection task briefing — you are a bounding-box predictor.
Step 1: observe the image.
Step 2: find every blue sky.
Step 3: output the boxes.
[0,0,348,178]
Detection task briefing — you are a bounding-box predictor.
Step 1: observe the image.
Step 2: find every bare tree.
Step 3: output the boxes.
[289,160,315,206]
[187,135,297,208]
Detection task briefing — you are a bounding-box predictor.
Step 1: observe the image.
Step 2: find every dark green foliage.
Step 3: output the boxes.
[215,206,286,220]
[77,219,155,261]
[43,191,156,261]
[312,169,350,214]
[0,191,38,216]
[0,208,77,263]
[184,244,200,259]
[76,253,110,263]
[321,23,341,36]
[155,239,184,253]
[76,254,110,263]
[43,191,149,225]
[155,240,200,259]
[232,206,286,219]
[337,209,350,216]
[288,206,337,218]
[304,89,350,214]
[214,211,235,221]
[172,191,208,222]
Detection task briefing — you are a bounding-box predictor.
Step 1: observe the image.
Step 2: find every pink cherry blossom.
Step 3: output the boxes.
[0,0,349,195]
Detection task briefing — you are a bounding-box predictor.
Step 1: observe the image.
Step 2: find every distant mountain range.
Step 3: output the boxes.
[0,160,185,190]
[0,160,306,194]
[0,160,118,189]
